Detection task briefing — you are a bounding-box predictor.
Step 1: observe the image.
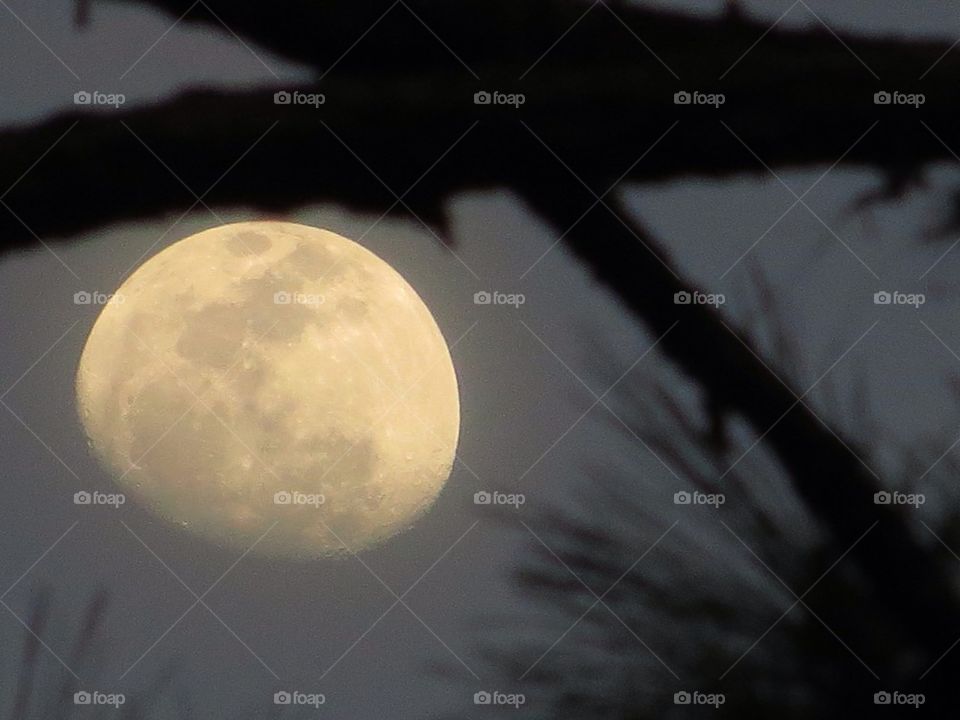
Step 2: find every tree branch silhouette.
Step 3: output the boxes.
[523,186,960,664]
[3,1,959,251]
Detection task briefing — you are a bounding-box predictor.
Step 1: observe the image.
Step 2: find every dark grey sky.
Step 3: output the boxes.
[3,1,960,718]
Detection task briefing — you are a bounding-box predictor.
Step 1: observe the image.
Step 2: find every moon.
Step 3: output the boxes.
[76,221,460,558]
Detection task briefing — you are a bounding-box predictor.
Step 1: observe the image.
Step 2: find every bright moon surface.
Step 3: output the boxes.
[76,221,460,558]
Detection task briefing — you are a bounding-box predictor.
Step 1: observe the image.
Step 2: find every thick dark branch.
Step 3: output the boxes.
[1,84,957,252]
[3,3,960,249]
[95,0,955,85]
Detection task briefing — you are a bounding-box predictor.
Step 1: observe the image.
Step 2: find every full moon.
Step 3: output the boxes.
[76,221,459,558]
